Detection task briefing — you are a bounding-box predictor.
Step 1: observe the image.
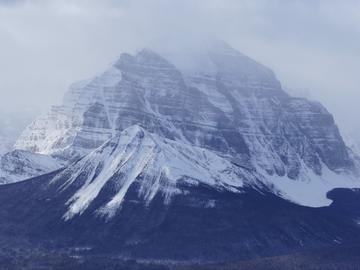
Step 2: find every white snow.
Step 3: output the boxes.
[0,150,65,184]
[56,125,360,221]
[14,65,123,160]
[10,44,360,221]
[187,75,234,114]
[259,163,360,207]
[55,125,257,220]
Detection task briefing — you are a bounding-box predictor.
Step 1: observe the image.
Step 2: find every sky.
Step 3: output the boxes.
[0,0,359,140]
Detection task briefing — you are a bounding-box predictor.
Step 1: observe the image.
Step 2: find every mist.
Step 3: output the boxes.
[0,0,359,141]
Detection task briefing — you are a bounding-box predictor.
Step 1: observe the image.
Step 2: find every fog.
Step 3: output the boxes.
[0,0,359,141]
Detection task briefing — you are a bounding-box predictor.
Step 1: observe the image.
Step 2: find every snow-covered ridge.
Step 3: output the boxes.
[13,66,123,161]
[12,40,360,210]
[0,150,65,184]
[15,42,356,180]
[51,125,259,220]
[45,125,360,222]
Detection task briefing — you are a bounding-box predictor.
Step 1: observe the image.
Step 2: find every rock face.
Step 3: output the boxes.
[15,41,355,181]
[0,135,11,157]
[0,111,59,184]
[16,41,354,179]
[2,40,360,262]
[51,125,263,221]
[0,150,65,184]
[0,149,360,261]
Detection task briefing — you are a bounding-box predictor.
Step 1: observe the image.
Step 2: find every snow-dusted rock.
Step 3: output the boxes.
[44,125,359,221]
[15,42,356,182]
[51,125,260,220]
[0,150,65,184]
[1,40,360,262]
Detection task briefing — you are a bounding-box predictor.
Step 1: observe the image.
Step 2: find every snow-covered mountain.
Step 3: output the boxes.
[1,40,360,262]
[0,110,60,184]
[1,127,360,261]
[0,150,65,184]
[15,41,357,185]
[46,124,359,221]
[52,125,263,220]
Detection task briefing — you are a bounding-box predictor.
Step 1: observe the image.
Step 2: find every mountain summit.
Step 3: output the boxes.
[54,125,260,221]
[1,40,360,262]
[15,42,357,181]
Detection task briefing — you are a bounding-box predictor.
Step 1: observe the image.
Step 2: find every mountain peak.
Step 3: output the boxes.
[51,125,257,220]
[114,47,175,71]
[137,47,160,58]
[119,124,145,137]
[148,38,280,89]
[15,41,358,192]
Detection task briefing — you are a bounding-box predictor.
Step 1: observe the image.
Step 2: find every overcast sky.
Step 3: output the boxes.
[0,0,359,138]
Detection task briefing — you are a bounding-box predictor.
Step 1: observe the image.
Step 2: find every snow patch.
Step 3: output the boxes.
[260,163,360,207]
[54,125,256,220]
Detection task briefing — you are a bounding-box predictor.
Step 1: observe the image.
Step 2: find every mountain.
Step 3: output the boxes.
[0,127,360,262]
[0,150,65,184]
[15,41,357,187]
[53,125,263,221]
[0,111,56,184]
[2,40,360,262]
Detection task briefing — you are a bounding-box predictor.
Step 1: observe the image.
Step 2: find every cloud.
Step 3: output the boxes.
[0,0,25,5]
[0,0,359,138]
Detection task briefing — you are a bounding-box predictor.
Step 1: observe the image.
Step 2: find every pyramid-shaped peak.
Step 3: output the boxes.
[99,125,148,152]
[135,47,176,67]
[114,47,176,70]
[53,124,251,220]
[115,124,147,140]
[121,124,146,136]
[136,47,161,58]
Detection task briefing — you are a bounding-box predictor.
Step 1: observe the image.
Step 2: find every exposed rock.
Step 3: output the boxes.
[0,150,65,184]
[15,42,356,180]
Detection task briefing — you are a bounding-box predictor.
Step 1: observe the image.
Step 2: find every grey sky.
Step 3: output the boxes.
[0,0,359,139]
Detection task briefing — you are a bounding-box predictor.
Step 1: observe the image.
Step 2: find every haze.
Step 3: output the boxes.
[0,0,359,141]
